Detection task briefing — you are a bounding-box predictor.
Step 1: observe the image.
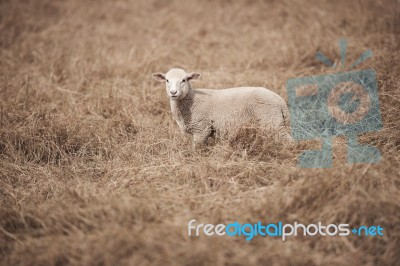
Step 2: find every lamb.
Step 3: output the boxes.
[152,68,293,147]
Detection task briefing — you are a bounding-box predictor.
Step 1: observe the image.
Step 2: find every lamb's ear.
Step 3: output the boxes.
[187,72,201,81]
[152,72,166,82]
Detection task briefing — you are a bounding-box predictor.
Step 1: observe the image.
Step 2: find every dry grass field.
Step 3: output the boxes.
[1,0,400,265]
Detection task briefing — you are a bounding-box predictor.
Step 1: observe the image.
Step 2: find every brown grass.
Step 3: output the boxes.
[1,0,400,265]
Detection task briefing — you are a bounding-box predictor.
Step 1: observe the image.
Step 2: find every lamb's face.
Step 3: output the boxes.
[152,68,200,100]
[164,69,190,100]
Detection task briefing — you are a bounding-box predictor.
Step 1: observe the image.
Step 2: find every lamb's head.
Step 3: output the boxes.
[152,68,200,100]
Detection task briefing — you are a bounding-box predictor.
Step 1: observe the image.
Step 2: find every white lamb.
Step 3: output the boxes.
[152,68,292,147]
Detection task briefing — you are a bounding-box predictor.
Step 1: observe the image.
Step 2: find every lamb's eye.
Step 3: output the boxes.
[181,79,186,83]
[166,79,169,83]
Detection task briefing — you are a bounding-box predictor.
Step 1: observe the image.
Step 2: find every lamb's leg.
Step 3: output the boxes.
[192,134,208,149]
[277,125,294,145]
[192,129,211,149]
[281,132,294,144]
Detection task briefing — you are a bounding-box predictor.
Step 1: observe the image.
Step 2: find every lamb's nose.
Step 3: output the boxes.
[170,91,177,95]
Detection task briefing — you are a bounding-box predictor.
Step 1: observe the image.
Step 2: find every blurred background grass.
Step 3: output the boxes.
[0,0,399,265]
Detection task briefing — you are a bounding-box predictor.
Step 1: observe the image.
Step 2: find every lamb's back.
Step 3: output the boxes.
[192,87,286,129]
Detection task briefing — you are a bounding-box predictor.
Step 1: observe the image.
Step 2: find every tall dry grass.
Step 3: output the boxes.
[1,0,399,265]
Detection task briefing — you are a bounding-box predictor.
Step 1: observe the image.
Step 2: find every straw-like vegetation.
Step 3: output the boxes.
[1,0,399,265]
